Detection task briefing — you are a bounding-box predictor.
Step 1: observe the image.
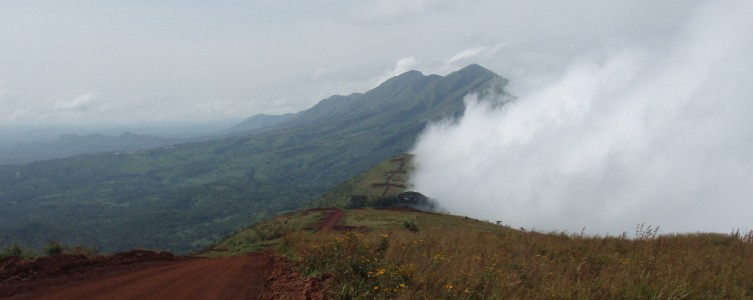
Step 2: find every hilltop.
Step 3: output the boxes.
[199,203,753,298]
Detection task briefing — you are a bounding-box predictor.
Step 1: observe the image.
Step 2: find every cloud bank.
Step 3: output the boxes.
[410,0,753,235]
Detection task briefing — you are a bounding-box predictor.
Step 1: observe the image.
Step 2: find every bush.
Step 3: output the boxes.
[44,240,65,256]
[0,243,25,259]
[404,220,419,232]
[347,195,369,209]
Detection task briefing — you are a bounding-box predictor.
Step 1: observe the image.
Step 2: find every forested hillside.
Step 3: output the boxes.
[0,64,505,254]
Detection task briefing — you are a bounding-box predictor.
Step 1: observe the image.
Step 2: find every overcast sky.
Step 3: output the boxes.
[0,0,701,125]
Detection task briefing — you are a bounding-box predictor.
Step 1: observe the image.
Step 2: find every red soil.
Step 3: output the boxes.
[3,208,385,299]
[375,155,410,196]
[370,182,408,189]
[316,209,344,234]
[1,250,179,298]
[307,208,368,234]
[2,251,324,300]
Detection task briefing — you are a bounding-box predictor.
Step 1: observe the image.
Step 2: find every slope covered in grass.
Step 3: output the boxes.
[293,213,753,299]
[312,154,413,208]
[203,204,753,299]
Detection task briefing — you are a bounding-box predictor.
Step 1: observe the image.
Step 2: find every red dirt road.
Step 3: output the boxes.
[315,209,344,234]
[12,253,272,300]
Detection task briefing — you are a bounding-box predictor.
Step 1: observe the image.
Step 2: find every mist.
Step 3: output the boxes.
[410,0,753,235]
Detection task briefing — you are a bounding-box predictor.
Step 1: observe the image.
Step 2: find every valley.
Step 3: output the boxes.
[0,64,504,254]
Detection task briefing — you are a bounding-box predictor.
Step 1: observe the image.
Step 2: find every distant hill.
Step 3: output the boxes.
[0,132,188,166]
[0,122,242,166]
[220,113,296,134]
[0,64,506,254]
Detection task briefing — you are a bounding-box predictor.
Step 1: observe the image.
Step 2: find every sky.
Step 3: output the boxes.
[411,0,753,235]
[0,0,702,125]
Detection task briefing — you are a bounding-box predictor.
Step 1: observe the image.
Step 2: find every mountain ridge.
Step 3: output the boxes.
[0,64,505,254]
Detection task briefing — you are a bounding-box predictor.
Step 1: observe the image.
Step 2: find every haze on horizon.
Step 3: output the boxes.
[1,0,700,126]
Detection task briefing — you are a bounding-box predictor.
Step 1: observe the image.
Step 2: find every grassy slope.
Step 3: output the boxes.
[312,154,413,208]
[203,206,753,299]
[302,213,753,299]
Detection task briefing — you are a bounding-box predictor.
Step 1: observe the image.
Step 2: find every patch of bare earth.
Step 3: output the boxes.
[307,208,368,235]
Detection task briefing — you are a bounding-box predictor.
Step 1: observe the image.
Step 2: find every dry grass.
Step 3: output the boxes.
[287,210,753,299]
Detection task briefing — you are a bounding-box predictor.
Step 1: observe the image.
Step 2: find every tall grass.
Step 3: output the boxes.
[287,214,753,299]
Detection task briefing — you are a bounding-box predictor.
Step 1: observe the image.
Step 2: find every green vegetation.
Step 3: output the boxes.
[0,65,504,254]
[200,211,325,257]
[312,154,413,208]
[0,243,30,260]
[0,241,100,260]
[43,240,64,256]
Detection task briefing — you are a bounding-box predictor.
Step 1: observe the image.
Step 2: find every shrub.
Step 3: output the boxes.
[44,240,65,256]
[403,220,419,232]
[348,195,369,209]
[0,243,25,259]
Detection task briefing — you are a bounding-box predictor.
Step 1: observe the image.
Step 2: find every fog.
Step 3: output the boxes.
[410,0,753,235]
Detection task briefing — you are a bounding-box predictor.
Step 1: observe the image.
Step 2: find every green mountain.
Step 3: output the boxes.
[0,64,505,254]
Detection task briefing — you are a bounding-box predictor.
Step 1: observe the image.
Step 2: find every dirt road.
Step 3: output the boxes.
[316,209,344,234]
[12,253,272,300]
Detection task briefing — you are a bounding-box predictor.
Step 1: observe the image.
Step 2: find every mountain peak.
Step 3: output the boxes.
[456,64,497,77]
[396,69,424,78]
[378,69,427,88]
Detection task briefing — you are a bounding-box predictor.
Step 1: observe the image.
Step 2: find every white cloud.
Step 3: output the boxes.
[390,57,419,77]
[410,0,753,235]
[53,92,97,110]
[372,56,419,86]
[445,46,487,63]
